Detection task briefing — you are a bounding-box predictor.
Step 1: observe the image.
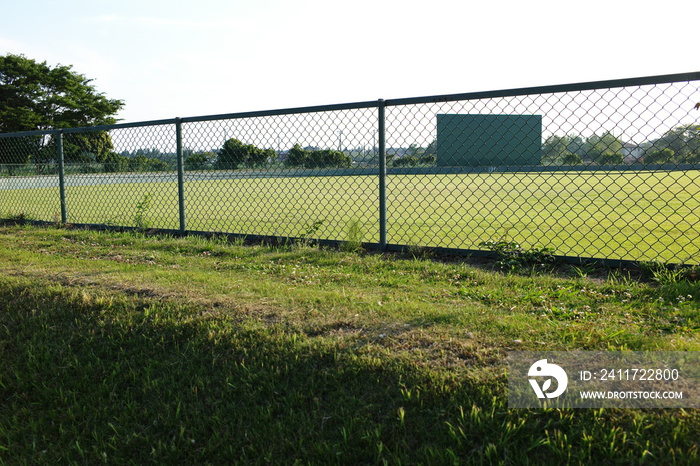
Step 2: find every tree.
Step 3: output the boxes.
[424,138,437,158]
[245,145,275,168]
[598,151,624,165]
[103,152,128,173]
[215,138,274,170]
[650,124,700,163]
[419,153,436,165]
[216,139,247,169]
[561,152,582,165]
[285,143,308,168]
[127,154,168,172]
[566,135,585,157]
[0,54,124,167]
[541,134,584,165]
[0,54,124,132]
[184,151,215,171]
[644,148,675,165]
[583,131,623,163]
[284,144,352,169]
[305,149,351,169]
[62,131,114,163]
[542,135,569,164]
[393,155,419,167]
[406,143,425,158]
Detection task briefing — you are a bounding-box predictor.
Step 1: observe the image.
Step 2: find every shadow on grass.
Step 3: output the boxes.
[0,274,697,464]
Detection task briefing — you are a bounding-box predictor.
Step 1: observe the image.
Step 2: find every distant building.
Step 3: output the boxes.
[621,143,645,164]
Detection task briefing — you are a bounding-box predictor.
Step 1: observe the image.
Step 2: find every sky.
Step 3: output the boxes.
[0,0,697,125]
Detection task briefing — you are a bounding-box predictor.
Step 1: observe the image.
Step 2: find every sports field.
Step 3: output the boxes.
[2,169,699,263]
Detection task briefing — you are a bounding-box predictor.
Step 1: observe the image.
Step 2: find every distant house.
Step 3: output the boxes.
[621,143,645,164]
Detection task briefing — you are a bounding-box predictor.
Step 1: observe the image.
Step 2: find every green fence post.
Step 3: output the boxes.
[57,130,67,223]
[176,118,186,234]
[378,99,387,251]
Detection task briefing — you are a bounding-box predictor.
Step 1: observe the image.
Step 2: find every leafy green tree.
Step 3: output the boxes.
[122,148,163,159]
[566,135,585,157]
[561,152,582,165]
[650,124,700,163]
[584,131,623,163]
[285,144,351,169]
[0,54,124,132]
[184,151,215,171]
[215,138,274,170]
[542,134,585,165]
[0,135,41,173]
[393,155,419,167]
[126,154,168,172]
[245,145,275,168]
[103,152,128,173]
[406,143,425,158]
[216,139,247,169]
[542,135,569,164]
[598,151,624,165]
[305,149,351,169]
[61,131,115,163]
[285,143,307,168]
[644,148,675,165]
[419,153,436,165]
[0,54,123,167]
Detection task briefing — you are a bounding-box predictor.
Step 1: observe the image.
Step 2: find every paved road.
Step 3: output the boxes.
[0,168,379,190]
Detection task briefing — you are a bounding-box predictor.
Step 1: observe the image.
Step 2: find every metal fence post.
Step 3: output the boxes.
[378,99,387,250]
[175,118,186,233]
[57,131,67,223]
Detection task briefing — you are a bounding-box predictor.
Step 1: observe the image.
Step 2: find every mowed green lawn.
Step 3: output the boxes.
[2,169,699,263]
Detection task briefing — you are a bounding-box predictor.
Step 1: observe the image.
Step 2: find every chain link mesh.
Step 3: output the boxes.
[1,75,699,264]
[61,125,180,229]
[181,107,379,241]
[385,80,700,263]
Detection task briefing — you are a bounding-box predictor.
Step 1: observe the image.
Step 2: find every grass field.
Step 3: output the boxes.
[0,225,698,463]
[2,169,699,263]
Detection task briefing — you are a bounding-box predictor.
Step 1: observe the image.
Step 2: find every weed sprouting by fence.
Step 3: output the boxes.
[1,72,700,265]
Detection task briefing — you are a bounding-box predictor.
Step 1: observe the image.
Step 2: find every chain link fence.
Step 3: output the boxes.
[1,72,699,265]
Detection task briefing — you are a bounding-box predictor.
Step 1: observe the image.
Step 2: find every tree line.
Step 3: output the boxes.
[6,125,700,176]
[542,125,700,166]
[184,141,354,171]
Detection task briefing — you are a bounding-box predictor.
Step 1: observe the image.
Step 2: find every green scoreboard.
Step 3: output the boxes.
[436,114,542,167]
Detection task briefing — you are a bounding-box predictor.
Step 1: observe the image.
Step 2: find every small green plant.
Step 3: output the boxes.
[407,243,432,261]
[404,234,433,260]
[652,266,686,286]
[228,235,246,247]
[297,219,325,247]
[570,263,597,279]
[479,239,555,273]
[133,193,153,231]
[301,220,324,238]
[608,269,636,288]
[341,219,364,253]
[640,261,686,285]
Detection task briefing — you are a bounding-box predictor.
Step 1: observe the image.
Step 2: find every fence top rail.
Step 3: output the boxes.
[0,118,178,138]
[383,71,700,107]
[0,71,698,137]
